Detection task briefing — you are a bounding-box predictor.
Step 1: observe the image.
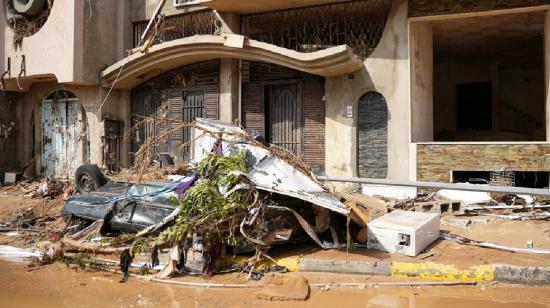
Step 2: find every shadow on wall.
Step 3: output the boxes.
[368,0,409,61]
[0,95,18,183]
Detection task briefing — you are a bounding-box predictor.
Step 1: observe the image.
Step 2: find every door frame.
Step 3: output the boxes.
[262,79,304,155]
[41,95,83,179]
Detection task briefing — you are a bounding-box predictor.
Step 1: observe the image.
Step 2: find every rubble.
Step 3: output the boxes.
[437,189,492,205]
[442,217,489,229]
[52,119,350,280]
[15,179,66,199]
[441,232,550,255]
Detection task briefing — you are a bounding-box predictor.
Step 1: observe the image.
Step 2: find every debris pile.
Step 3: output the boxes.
[361,187,550,221]
[0,198,63,235]
[53,119,350,281]
[2,117,549,289]
[17,179,66,199]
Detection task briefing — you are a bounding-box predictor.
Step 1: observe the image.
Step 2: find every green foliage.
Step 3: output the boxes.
[180,179,226,216]
[131,238,152,256]
[159,150,256,246]
[69,253,97,269]
[196,151,248,186]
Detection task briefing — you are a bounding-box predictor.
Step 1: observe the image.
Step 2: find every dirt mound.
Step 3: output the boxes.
[255,273,309,301]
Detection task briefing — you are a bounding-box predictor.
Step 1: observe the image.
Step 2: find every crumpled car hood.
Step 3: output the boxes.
[190,118,350,216]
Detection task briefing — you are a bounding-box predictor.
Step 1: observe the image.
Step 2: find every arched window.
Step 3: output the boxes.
[357,92,388,179]
[45,90,77,101]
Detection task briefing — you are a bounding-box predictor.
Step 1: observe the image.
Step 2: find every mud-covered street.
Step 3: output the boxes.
[2,260,550,308]
[1,173,550,307]
[2,1,550,305]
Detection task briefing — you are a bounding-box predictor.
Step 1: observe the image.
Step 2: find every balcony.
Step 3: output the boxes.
[180,0,355,14]
[133,1,391,60]
[1,0,118,92]
[102,34,363,89]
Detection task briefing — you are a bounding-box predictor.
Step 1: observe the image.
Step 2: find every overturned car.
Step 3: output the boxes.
[63,119,350,274]
[63,180,180,233]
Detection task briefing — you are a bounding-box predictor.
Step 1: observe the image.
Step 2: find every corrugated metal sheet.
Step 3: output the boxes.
[42,96,83,179]
[190,118,350,216]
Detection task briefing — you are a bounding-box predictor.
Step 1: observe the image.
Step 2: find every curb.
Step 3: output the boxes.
[300,258,391,276]
[267,257,550,285]
[494,264,550,285]
[391,262,493,282]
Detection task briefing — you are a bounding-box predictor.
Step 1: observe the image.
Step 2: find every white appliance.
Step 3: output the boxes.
[367,210,440,257]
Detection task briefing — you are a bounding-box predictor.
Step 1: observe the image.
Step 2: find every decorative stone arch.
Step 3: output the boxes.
[357,91,388,179]
[41,89,88,178]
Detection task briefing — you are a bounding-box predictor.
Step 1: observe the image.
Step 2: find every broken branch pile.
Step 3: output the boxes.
[158,150,257,246]
[55,118,350,280]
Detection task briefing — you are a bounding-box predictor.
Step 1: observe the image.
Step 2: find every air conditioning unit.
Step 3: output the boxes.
[13,0,46,16]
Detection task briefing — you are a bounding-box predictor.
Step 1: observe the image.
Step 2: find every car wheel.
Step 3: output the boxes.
[75,164,108,193]
[158,154,175,168]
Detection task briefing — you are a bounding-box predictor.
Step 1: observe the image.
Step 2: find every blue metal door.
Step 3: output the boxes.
[42,97,82,178]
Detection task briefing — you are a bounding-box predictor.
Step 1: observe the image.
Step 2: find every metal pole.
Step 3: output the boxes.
[139,0,167,46]
[317,176,550,197]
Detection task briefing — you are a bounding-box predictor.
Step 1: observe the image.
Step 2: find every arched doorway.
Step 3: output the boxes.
[41,90,85,178]
[357,92,388,179]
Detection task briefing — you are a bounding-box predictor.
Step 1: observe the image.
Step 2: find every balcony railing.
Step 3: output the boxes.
[133,10,222,48]
[241,0,391,59]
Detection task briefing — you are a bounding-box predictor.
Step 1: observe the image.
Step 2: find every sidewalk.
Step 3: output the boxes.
[266,253,550,285]
[263,231,550,285]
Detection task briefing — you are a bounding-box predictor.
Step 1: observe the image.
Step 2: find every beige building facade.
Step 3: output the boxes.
[0,0,549,190]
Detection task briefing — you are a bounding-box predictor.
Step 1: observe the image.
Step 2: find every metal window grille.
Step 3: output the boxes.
[133,10,222,47]
[490,171,516,187]
[241,0,391,59]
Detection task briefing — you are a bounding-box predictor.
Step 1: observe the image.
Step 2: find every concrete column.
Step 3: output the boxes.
[0,0,5,74]
[324,0,412,190]
[117,0,132,60]
[115,90,132,168]
[545,9,550,141]
[219,12,241,34]
[218,12,241,123]
[410,21,433,143]
[83,88,106,167]
[325,75,359,192]
[219,59,240,123]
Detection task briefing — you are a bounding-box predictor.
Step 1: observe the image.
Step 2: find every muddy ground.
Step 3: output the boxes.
[1,186,550,306]
[2,260,550,308]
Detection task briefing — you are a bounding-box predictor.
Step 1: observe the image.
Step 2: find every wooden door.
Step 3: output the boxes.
[267,83,303,155]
